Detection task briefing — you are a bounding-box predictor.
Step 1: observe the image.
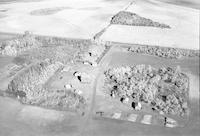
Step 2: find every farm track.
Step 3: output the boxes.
[78,44,114,136]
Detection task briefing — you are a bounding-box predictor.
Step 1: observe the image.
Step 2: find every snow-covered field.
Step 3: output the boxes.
[99,25,199,50]
[157,0,200,9]
[0,0,131,39]
[99,0,199,50]
[0,0,199,49]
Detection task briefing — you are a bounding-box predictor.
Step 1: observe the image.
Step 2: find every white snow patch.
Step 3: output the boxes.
[100,0,199,50]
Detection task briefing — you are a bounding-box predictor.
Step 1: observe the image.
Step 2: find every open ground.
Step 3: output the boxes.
[0,0,199,136]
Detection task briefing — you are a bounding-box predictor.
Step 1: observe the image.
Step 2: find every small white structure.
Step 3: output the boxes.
[159,111,165,115]
[127,113,138,122]
[132,102,142,111]
[17,95,20,100]
[121,97,129,104]
[164,117,177,128]
[91,62,97,67]
[112,112,121,119]
[74,89,83,95]
[73,71,81,77]
[141,114,152,125]
[70,60,74,64]
[64,84,72,89]
[110,93,115,98]
[83,61,90,65]
[61,66,70,72]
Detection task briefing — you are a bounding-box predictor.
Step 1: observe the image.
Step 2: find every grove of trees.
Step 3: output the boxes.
[104,65,189,116]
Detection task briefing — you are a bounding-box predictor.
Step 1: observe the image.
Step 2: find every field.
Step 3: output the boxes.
[0,0,199,136]
[93,45,199,135]
[99,0,199,50]
[0,29,199,136]
[0,0,131,39]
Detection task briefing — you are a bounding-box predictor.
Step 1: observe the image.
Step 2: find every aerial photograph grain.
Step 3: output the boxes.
[0,0,199,136]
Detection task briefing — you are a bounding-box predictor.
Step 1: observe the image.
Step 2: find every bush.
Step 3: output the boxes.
[0,31,42,56]
[7,59,86,111]
[8,60,61,103]
[129,45,199,59]
[36,36,91,50]
[111,11,170,28]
